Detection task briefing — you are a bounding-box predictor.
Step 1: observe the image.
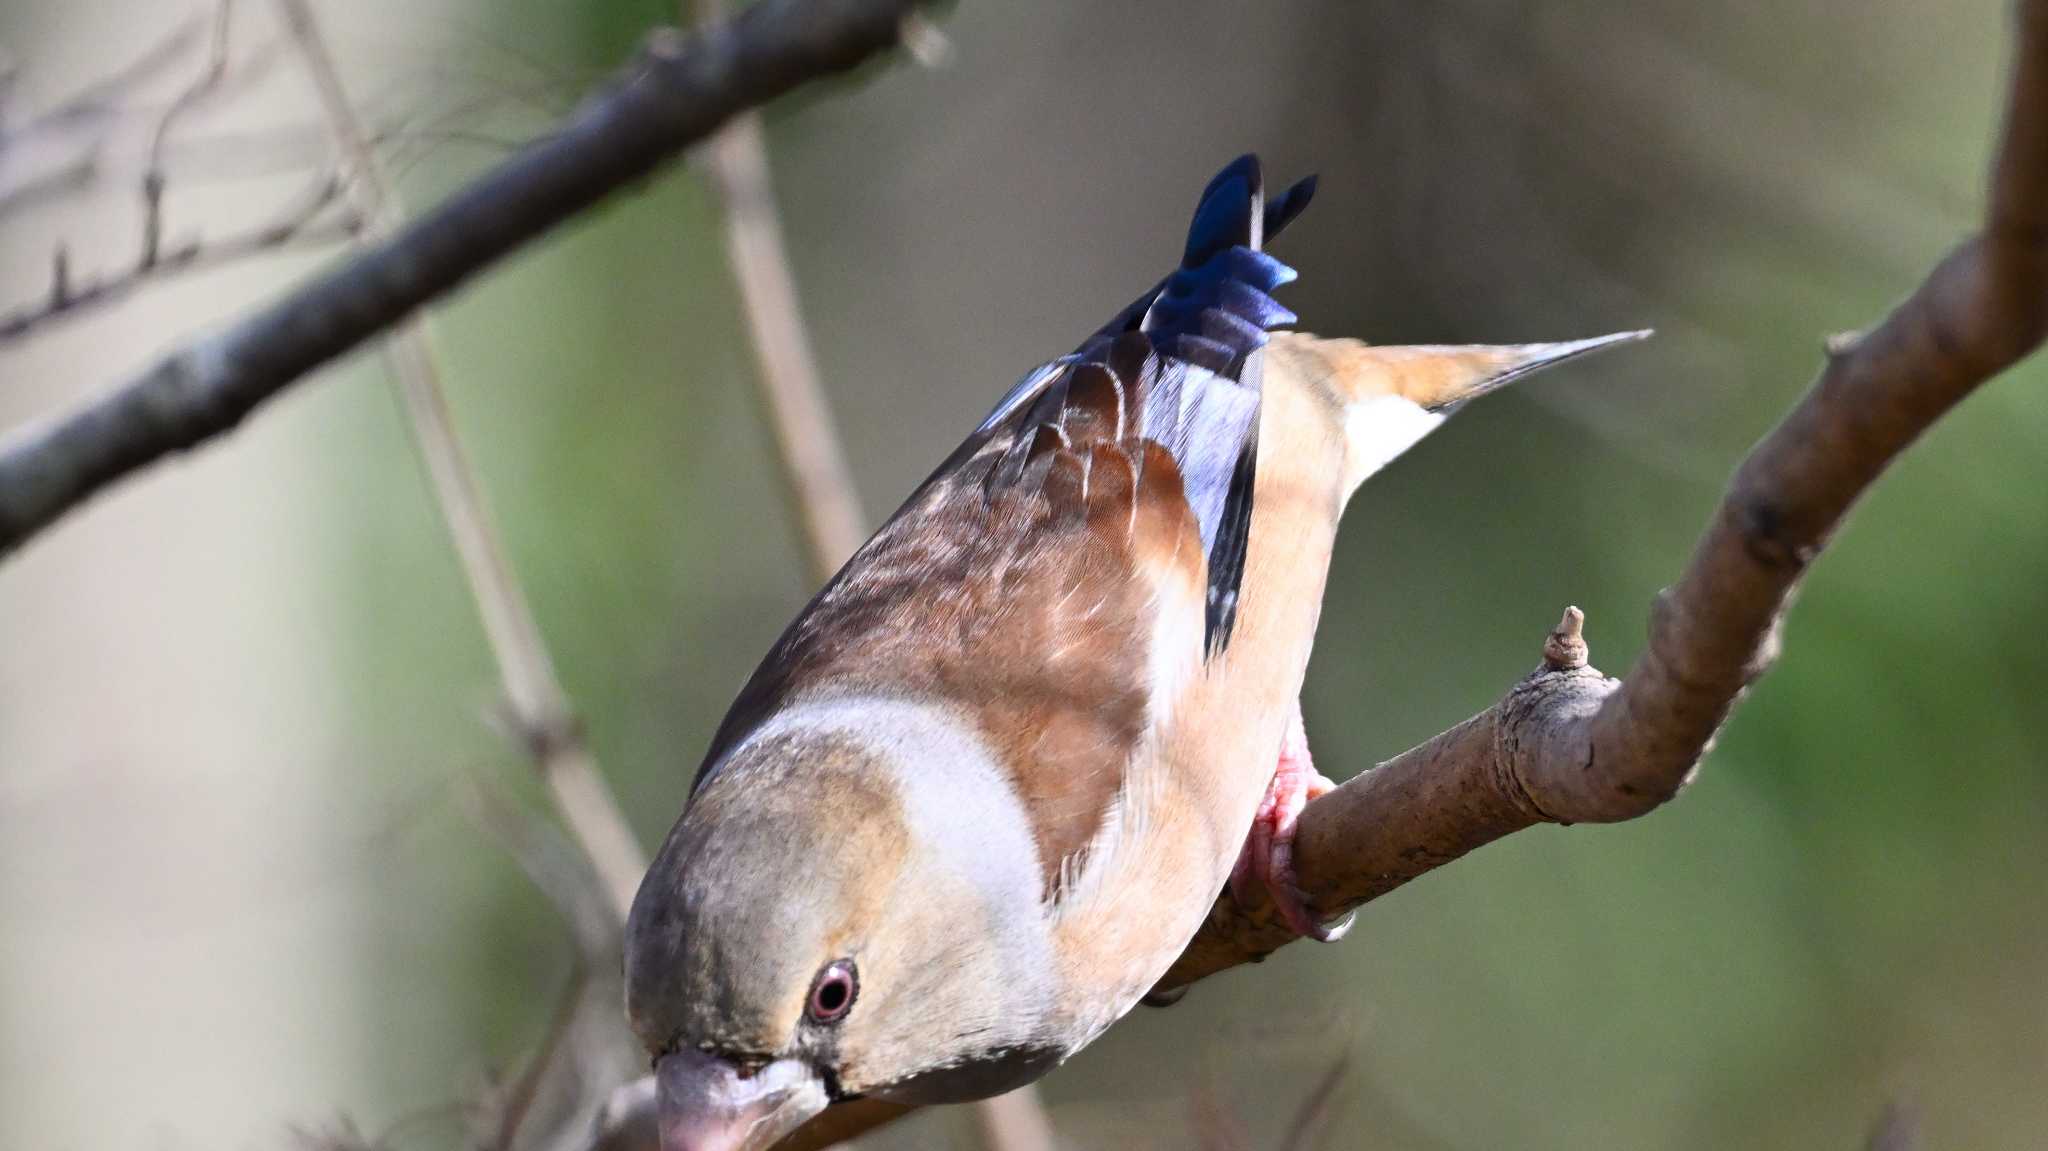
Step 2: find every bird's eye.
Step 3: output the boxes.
[806,959,858,1024]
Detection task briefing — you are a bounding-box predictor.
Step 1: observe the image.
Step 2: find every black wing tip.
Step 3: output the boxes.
[1198,156,1319,250]
[1200,434,1259,657]
[1267,173,1317,237]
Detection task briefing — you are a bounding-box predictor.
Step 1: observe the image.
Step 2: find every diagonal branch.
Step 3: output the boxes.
[1154,0,2048,991]
[0,0,931,560]
[276,0,647,922]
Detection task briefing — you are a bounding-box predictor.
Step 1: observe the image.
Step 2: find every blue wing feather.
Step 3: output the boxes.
[963,155,1312,654]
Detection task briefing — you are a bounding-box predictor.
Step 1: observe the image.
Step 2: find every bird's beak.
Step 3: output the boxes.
[655,1048,830,1151]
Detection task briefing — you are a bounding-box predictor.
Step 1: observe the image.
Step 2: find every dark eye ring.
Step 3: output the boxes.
[806,959,858,1024]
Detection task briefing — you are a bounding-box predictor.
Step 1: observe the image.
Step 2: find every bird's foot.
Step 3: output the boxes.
[1228,705,1354,942]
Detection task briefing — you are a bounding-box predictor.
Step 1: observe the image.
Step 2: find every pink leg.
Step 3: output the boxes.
[1229,701,1351,941]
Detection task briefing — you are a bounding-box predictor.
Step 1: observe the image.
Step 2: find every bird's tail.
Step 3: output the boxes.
[1267,330,1653,498]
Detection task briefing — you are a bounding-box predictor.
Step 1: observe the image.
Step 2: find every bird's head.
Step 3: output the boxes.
[623,702,1064,1151]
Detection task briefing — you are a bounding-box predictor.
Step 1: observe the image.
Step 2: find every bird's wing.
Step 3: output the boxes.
[697,157,1309,901]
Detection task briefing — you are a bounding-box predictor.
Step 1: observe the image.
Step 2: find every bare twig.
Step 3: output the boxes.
[276,0,648,922]
[450,773,625,1151]
[0,8,304,226]
[1273,1057,1349,1151]
[0,0,929,559]
[456,774,618,963]
[490,964,593,1151]
[0,16,203,214]
[0,8,349,340]
[141,1,236,270]
[693,0,865,583]
[701,115,866,582]
[0,172,358,342]
[0,121,337,220]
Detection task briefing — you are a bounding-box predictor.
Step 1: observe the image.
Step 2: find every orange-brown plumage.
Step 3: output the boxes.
[623,156,1645,1151]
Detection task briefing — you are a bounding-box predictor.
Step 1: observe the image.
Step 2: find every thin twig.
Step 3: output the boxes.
[694,0,865,583]
[455,773,618,963]
[0,0,927,556]
[0,121,336,220]
[0,15,205,215]
[1273,1056,1349,1151]
[276,0,652,919]
[492,963,592,1151]
[0,172,358,343]
[142,2,235,270]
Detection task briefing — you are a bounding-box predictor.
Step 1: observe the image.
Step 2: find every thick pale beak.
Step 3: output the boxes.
[655,1049,830,1151]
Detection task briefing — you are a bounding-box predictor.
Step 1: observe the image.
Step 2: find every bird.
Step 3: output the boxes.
[623,154,1645,1151]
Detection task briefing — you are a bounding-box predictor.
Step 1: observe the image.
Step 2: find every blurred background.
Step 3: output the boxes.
[2,1,2044,1148]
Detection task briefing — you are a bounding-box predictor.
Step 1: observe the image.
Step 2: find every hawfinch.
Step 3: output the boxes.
[624,155,1642,1151]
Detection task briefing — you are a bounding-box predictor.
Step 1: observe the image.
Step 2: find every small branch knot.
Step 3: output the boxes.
[1543,606,1589,670]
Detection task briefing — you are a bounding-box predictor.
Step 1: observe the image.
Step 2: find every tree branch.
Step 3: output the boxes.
[277,0,648,924]
[0,0,928,560]
[1154,0,2048,991]
[702,115,867,584]
[693,49,866,582]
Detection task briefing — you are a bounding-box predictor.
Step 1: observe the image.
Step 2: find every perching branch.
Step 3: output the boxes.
[0,0,931,560]
[1153,0,2048,991]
